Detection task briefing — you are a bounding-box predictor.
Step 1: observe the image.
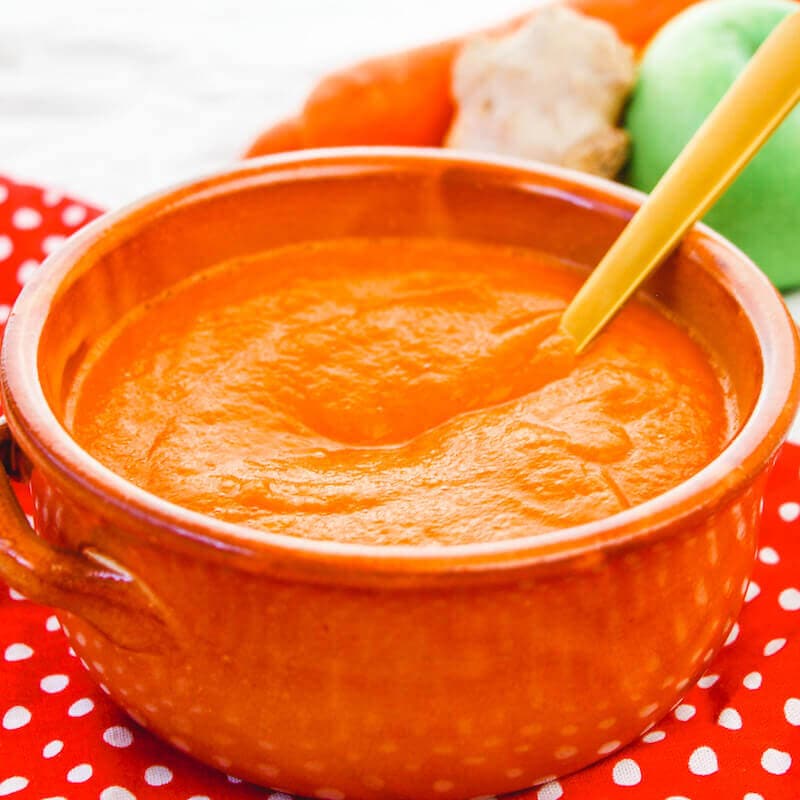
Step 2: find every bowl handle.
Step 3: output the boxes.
[0,418,174,653]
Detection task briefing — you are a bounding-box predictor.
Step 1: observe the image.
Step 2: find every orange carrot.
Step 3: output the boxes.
[300,37,464,150]
[245,0,700,158]
[246,116,305,158]
[569,0,700,49]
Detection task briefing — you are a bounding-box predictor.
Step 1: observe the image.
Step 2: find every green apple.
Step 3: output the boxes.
[625,0,800,290]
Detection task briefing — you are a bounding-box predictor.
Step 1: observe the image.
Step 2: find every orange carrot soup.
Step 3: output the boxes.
[66,237,735,545]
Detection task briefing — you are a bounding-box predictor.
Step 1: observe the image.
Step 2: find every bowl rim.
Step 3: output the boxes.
[2,147,799,581]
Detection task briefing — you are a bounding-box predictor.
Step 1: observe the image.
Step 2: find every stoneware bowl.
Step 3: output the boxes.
[1,149,798,800]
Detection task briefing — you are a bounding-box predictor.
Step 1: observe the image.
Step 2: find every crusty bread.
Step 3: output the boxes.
[445,5,636,178]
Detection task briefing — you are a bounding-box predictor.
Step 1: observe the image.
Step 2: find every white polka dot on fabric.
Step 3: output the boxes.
[45,616,60,632]
[597,740,621,755]
[779,501,800,522]
[745,581,761,603]
[612,758,641,786]
[697,673,720,689]
[16,260,38,286]
[40,674,69,694]
[723,623,740,646]
[537,781,563,800]
[0,184,8,203]
[778,587,800,611]
[66,763,93,783]
[4,644,33,662]
[674,704,696,721]
[764,638,787,656]
[102,725,133,748]
[67,698,94,717]
[758,546,780,565]
[688,746,719,776]
[2,706,31,730]
[0,777,29,796]
[41,235,66,255]
[642,730,666,743]
[761,748,791,775]
[785,697,800,726]
[743,793,765,800]
[7,588,25,601]
[12,207,42,230]
[99,788,137,800]
[744,671,762,689]
[717,707,742,730]
[42,189,62,206]
[0,235,13,261]
[144,766,172,787]
[62,204,88,226]
[43,740,63,758]
[103,726,133,748]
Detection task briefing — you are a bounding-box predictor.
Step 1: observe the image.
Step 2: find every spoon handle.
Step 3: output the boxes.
[560,10,800,353]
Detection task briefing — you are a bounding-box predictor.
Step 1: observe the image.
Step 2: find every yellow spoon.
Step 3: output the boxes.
[560,9,800,353]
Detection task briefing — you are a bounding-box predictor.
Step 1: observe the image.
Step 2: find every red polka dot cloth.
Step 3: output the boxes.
[0,173,799,800]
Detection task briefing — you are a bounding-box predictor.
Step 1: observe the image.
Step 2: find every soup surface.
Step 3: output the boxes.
[67,237,734,545]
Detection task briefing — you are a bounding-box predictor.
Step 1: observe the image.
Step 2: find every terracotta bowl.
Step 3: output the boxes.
[1,150,798,800]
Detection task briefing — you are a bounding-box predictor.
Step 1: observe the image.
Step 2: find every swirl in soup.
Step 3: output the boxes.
[67,237,734,545]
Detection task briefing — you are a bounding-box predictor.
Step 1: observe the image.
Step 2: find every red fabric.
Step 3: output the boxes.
[0,174,798,799]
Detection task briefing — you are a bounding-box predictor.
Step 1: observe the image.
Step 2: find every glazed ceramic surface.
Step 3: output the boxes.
[0,150,798,800]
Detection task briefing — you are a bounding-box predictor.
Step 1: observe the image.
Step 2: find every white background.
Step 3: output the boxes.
[0,0,531,206]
